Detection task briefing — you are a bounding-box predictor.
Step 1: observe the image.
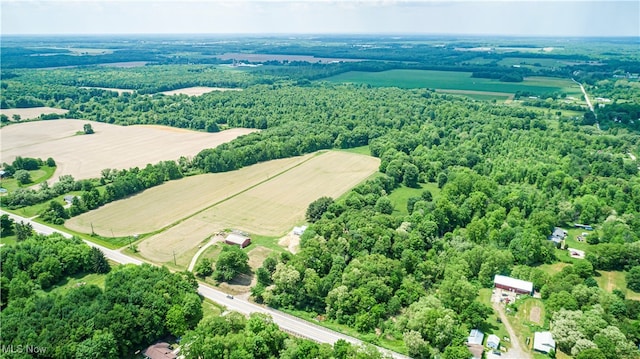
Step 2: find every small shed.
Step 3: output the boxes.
[143,342,176,359]
[487,334,500,349]
[293,226,307,236]
[494,275,534,295]
[533,331,556,354]
[467,329,484,345]
[225,233,251,248]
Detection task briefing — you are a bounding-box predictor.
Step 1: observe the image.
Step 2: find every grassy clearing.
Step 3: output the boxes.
[0,166,56,193]
[0,235,17,246]
[478,288,510,348]
[247,246,274,271]
[387,184,426,216]
[536,262,569,276]
[249,235,286,253]
[201,298,224,319]
[506,297,546,353]
[595,270,640,300]
[324,70,581,96]
[339,145,371,156]
[44,272,107,295]
[282,307,408,355]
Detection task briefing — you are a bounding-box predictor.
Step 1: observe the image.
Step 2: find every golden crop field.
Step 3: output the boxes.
[0,120,255,182]
[138,151,379,264]
[65,155,312,237]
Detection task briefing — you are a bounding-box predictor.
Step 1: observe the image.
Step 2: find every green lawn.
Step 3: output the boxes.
[387,182,441,216]
[201,298,224,319]
[0,234,17,246]
[281,307,408,355]
[249,234,287,253]
[323,70,581,96]
[537,262,570,276]
[595,270,640,301]
[477,288,511,350]
[0,166,56,192]
[44,272,107,295]
[339,145,371,156]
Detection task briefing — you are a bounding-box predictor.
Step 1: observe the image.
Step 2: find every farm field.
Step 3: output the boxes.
[0,120,256,182]
[324,69,582,97]
[66,155,312,237]
[0,106,68,120]
[137,151,379,264]
[159,86,242,96]
[596,270,640,301]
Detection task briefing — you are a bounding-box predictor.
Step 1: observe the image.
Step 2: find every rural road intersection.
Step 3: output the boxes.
[1,210,409,359]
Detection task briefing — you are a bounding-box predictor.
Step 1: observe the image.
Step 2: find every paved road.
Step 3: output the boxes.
[0,210,409,359]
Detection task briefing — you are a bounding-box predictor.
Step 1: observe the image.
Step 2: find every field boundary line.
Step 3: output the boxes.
[143,151,326,239]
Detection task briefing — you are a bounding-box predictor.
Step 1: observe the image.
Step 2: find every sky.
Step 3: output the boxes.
[1,0,639,37]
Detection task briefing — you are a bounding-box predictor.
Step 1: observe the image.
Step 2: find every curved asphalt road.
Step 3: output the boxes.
[0,210,409,359]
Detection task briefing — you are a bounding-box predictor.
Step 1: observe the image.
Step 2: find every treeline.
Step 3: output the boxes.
[0,234,110,306]
[182,312,392,359]
[1,261,202,358]
[3,160,185,225]
[472,71,523,82]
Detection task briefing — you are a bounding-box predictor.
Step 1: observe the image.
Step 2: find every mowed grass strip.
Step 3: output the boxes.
[139,151,379,264]
[324,69,581,96]
[66,155,312,237]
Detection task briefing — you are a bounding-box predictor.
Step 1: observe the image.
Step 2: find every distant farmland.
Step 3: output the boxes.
[324,69,582,97]
[72,151,379,264]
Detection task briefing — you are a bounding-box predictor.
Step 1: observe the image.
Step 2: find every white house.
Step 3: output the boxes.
[487,334,500,349]
[533,331,556,354]
[467,329,484,346]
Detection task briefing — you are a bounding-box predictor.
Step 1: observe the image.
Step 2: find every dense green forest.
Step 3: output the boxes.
[1,35,640,358]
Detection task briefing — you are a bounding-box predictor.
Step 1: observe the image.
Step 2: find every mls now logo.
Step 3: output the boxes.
[2,345,48,354]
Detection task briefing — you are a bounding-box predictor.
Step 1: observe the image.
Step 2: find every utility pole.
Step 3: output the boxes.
[173,250,177,265]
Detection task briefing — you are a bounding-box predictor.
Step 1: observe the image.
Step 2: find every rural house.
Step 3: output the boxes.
[467,329,484,346]
[494,275,534,295]
[548,227,567,244]
[143,342,177,359]
[225,233,251,248]
[533,331,556,354]
[487,334,500,350]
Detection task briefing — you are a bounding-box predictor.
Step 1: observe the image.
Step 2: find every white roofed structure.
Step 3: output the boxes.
[494,275,533,295]
[533,331,556,353]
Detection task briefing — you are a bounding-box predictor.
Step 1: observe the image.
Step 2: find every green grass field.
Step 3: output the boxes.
[44,272,107,295]
[323,70,581,97]
[595,270,640,301]
[0,166,56,193]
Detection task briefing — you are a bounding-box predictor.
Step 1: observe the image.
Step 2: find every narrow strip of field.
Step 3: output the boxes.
[80,86,134,94]
[138,151,379,264]
[159,86,242,96]
[0,107,68,120]
[65,155,311,237]
[323,69,582,97]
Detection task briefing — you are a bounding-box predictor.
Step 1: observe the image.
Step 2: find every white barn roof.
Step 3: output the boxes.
[226,233,250,246]
[467,329,484,345]
[534,331,556,353]
[494,275,533,293]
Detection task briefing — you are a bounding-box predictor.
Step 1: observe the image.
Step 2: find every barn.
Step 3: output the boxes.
[494,275,533,295]
[225,233,251,248]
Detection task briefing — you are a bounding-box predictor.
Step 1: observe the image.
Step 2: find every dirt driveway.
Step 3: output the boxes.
[492,302,532,359]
